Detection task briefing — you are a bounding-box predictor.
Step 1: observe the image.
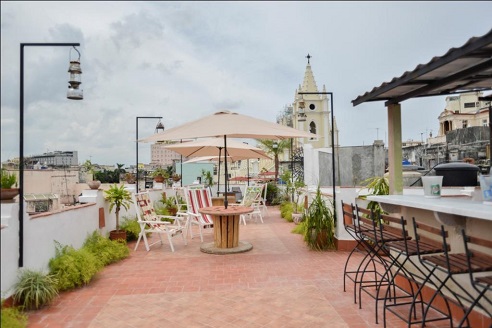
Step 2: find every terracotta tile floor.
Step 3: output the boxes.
[26,207,459,327]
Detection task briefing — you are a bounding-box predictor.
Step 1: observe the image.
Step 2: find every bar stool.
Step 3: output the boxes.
[352,205,397,308]
[381,218,452,327]
[412,222,492,327]
[341,201,373,297]
[359,212,411,324]
[458,229,492,327]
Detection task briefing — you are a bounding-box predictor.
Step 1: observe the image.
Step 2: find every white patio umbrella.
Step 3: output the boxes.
[139,110,316,207]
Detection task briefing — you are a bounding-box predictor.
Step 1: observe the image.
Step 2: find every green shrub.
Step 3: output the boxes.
[280,202,294,221]
[266,183,279,205]
[12,269,58,310]
[291,220,307,235]
[120,215,141,241]
[49,241,102,291]
[1,300,27,328]
[83,231,129,266]
[1,168,17,189]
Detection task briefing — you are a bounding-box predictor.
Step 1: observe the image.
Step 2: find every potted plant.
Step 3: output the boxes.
[82,160,101,190]
[171,173,181,183]
[303,185,335,250]
[1,168,19,200]
[104,184,133,241]
[161,192,178,216]
[152,167,168,183]
[123,172,136,184]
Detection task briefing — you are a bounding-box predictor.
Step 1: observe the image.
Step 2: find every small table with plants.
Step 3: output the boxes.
[198,205,253,254]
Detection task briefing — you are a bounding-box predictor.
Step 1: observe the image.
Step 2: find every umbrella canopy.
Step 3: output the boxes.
[139,110,316,207]
[163,138,271,161]
[139,110,316,143]
[183,156,234,164]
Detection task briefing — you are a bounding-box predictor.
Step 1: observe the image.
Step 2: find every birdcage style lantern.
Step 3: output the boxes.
[67,46,83,100]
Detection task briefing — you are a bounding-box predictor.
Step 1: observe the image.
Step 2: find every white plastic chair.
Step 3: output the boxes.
[232,185,263,225]
[132,192,187,252]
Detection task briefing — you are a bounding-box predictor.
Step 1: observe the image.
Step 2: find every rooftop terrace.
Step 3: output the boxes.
[25,206,466,328]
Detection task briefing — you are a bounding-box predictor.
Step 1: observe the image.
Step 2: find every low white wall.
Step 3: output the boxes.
[0,188,163,299]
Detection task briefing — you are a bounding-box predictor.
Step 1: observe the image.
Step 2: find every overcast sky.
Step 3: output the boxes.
[1,1,491,167]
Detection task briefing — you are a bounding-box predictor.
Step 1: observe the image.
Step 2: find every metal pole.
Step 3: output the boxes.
[223,135,228,208]
[19,42,80,268]
[291,138,294,202]
[136,118,139,192]
[136,116,163,193]
[247,159,250,186]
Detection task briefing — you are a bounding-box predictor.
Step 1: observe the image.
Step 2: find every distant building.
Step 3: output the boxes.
[404,91,490,169]
[277,55,339,151]
[429,91,490,145]
[150,141,185,168]
[29,151,78,168]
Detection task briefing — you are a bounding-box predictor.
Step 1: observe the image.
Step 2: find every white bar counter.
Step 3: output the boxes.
[367,194,492,221]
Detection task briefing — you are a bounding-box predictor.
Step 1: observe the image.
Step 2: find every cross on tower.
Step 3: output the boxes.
[306,53,311,64]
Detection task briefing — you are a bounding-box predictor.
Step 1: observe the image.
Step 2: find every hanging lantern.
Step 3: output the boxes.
[67,46,83,100]
[155,120,165,133]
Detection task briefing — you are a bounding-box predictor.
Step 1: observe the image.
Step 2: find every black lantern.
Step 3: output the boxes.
[67,46,83,100]
[155,120,165,133]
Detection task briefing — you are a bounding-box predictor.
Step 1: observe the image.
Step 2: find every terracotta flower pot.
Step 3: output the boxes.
[109,230,127,241]
[1,188,20,201]
[87,180,101,190]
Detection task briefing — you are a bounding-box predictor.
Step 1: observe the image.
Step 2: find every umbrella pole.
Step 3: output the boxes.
[217,147,222,197]
[224,135,228,208]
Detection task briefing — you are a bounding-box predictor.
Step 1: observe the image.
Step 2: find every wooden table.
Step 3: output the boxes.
[198,205,253,254]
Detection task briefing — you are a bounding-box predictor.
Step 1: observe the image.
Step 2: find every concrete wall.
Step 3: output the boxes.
[310,141,385,187]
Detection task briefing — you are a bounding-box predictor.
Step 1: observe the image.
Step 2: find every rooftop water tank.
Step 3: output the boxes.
[434,162,479,186]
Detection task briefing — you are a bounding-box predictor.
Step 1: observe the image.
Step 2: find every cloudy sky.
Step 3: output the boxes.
[1,1,491,167]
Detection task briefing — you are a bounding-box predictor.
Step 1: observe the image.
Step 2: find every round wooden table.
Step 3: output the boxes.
[198,205,253,254]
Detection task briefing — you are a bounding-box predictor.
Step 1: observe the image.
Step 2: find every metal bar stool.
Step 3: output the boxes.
[412,223,492,327]
[341,201,373,297]
[352,205,394,307]
[458,229,492,327]
[382,218,453,327]
[359,212,411,324]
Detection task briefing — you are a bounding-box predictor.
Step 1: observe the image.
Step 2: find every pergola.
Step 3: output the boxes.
[352,28,492,194]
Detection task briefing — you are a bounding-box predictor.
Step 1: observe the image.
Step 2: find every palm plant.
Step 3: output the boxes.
[359,176,389,218]
[201,169,214,187]
[104,184,133,232]
[256,139,290,182]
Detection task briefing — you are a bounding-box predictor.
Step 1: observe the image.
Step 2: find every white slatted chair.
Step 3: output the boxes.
[133,192,187,252]
[258,183,268,216]
[184,186,214,241]
[232,185,263,225]
[173,187,189,220]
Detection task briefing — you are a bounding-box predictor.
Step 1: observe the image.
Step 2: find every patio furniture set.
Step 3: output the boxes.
[132,184,267,254]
